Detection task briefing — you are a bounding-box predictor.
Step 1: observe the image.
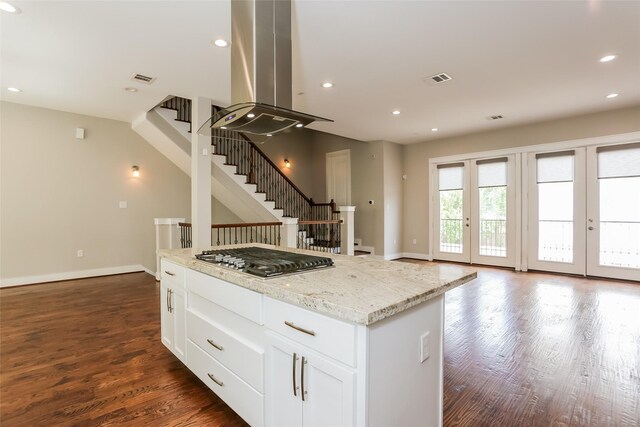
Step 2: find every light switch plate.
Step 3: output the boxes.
[420,331,430,363]
[119,201,127,209]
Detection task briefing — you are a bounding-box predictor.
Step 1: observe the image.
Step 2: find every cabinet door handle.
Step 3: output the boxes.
[301,356,307,401]
[206,339,224,351]
[164,270,176,276]
[169,289,173,313]
[166,289,171,313]
[207,373,224,387]
[292,352,298,397]
[285,321,316,337]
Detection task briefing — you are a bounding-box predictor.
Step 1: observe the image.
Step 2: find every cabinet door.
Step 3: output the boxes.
[302,352,355,427]
[160,283,174,350]
[265,332,355,427]
[172,286,186,363]
[265,333,302,427]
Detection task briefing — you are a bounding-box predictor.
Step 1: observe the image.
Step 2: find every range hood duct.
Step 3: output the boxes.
[198,0,331,137]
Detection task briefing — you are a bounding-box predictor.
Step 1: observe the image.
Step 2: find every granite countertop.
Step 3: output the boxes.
[159,244,477,326]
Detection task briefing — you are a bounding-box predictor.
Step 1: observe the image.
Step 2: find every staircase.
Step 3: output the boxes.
[135,96,342,252]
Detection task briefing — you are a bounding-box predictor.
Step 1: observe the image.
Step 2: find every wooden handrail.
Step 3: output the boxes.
[212,221,282,228]
[298,220,342,225]
[178,222,282,228]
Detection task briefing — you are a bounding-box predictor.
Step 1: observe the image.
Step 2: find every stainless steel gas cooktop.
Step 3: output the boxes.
[195,247,334,278]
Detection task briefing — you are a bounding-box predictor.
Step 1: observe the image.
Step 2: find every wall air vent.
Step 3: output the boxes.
[487,115,504,120]
[130,73,156,84]
[424,73,453,85]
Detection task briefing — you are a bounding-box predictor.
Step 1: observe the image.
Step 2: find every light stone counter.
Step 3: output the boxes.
[159,244,477,325]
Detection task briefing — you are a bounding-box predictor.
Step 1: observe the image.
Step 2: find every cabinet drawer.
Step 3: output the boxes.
[265,297,356,367]
[188,310,264,392]
[187,269,263,324]
[161,259,185,289]
[187,340,264,427]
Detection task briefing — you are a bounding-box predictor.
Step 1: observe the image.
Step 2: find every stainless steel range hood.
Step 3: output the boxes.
[198,0,331,137]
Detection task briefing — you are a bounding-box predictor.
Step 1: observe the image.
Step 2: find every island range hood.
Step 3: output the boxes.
[198,0,331,137]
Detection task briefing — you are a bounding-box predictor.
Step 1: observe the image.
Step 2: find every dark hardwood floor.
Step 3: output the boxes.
[1,266,638,426]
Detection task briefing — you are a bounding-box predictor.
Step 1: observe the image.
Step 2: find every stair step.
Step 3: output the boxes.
[174,118,191,124]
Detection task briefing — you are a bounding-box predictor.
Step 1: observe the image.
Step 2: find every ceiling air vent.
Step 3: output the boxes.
[130,73,156,84]
[487,115,504,120]
[424,72,453,85]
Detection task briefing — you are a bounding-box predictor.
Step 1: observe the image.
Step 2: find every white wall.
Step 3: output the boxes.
[0,102,234,285]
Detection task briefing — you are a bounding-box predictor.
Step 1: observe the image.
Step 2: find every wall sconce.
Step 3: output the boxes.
[284,159,291,168]
[132,165,140,177]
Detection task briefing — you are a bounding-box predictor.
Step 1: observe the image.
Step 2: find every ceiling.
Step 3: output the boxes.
[2,1,639,145]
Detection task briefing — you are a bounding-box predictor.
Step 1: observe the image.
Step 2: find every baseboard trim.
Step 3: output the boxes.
[399,252,433,261]
[0,265,150,288]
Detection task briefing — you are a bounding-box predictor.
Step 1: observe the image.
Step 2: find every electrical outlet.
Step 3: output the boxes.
[119,201,127,209]
[77,250,84,258]
[420,332,430,363]
[413,238,417,245]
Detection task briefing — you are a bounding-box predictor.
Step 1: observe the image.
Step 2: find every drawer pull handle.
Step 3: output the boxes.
[164,270,176,276]
[206,339,224,351]
[292,352,298,397]
[207,373,224,387]
[284,321,316,337]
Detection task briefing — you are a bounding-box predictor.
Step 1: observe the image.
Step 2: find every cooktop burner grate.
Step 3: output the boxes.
[195,247,334,278]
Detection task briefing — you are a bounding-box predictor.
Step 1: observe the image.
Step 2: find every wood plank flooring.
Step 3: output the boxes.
[1,266,639,426]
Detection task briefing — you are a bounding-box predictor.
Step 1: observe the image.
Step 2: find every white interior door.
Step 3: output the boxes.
[527,149,586,275]
[586,143,640,281]
[470,155,517,267]
[433,161,470,263]
[326,150,351,206]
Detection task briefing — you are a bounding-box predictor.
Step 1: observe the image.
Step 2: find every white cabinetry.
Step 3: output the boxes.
[185,269,265,427]
[160,260,186,363]
[265,297,356,427]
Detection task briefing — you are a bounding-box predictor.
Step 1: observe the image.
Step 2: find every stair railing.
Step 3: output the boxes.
[178,222,282,248]
[163,97,342,250]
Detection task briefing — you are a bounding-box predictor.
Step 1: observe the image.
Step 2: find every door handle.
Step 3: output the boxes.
[301,356,307,401]
[292,352,298,397]
[588,226,594,231]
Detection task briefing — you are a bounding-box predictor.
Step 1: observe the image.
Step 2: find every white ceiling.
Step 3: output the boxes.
[2,1,639,145]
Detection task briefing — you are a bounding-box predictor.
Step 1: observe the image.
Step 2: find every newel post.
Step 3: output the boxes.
[281,218,299,249]
[154,217,186,280]
[339,206,356,256]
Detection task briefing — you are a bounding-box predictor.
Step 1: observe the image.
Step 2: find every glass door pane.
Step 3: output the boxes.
[471,156,516,268]
[434,162,470,262]
[527,149,586,275]
[587,143,640,280]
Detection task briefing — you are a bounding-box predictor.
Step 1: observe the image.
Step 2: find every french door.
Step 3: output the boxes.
[527,143,640,281]
[433,155,517,267]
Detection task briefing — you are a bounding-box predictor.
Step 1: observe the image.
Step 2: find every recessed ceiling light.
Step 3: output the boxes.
[295,124,303,128]
[606,93,619,99]
[267,134,273,137]
[7,87,22,92]
[599,55,617,63]
[124,87,138,93]
[0,2,20,13]
[392,110,401,115]
[321,82,333,88]
[221,126,227,130]
[431,128,438,132]
[247,113,255,119]
[214,39,229,48]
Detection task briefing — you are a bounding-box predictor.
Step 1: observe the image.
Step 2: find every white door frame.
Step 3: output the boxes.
[470,154,517,268]
[432,161,471,263]
[585,145,640,281]
[526,148,586,275]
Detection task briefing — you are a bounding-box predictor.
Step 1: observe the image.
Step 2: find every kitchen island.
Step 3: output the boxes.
[159,244,476,427]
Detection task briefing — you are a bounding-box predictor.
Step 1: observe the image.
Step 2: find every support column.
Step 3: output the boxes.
[191,97,212,248]
[154,217,186,280]
[281,218,299,249]
[339,206,356,256]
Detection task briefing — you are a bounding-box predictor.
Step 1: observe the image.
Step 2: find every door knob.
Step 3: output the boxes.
[588,226,594,230]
